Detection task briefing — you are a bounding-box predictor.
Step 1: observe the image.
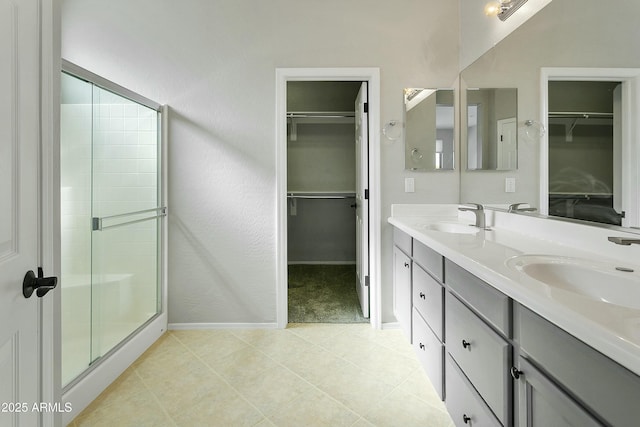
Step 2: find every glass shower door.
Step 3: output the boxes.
[61,67,164,387]
[90,85,161,361]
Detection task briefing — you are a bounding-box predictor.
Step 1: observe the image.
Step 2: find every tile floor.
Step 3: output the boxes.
[68,323,455,427]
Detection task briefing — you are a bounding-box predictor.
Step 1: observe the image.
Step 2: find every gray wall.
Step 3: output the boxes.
[62,0,460,324]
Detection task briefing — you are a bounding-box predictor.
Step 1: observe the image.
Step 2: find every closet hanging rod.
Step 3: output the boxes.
[287,111,355,119]
[287,193,355,199]
[548,111,614,118]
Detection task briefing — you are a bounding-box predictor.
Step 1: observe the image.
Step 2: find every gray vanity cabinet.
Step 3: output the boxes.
[393,229,412,341]
[515,304,640,427]
[390,225,640,427]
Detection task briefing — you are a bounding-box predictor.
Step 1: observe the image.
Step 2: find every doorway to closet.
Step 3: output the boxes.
[276,68,381,329]
[286,81,367,323]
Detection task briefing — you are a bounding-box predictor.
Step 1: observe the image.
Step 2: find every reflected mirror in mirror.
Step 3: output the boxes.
[466,88,517,171]
[404,88,454,171]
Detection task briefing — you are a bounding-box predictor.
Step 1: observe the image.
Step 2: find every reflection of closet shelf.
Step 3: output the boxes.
[287,111,355,125]
[287,191,356,199]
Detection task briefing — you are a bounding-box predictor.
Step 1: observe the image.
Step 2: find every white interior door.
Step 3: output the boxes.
[0,0,43,425]
[355,82,369,318]
[497,117,517,170]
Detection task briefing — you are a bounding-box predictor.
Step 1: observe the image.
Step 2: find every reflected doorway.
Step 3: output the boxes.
[541,68,640,228]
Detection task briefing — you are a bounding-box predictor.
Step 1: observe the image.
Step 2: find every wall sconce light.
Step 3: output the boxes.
[484,0,528,21]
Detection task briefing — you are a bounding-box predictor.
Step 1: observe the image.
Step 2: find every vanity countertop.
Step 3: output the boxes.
[389,204,640,376]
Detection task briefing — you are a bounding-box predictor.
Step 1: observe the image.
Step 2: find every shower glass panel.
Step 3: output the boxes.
[60,73,93,385]
[60,71,162,387]
[90,85,160,361]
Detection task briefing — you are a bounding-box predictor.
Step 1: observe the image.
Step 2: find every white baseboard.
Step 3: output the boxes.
[382,322,401,330]
[168,322,279,330]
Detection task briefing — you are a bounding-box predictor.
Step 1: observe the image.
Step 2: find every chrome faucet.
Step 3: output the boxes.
[608,236,640,246]
[508,203,537,213]
[459,203,486,229]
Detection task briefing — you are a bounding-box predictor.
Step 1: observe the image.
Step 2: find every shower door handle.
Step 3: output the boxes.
[23,267,58,298]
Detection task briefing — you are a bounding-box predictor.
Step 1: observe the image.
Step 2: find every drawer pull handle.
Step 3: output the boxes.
[404,262,410,268]
[462,339,471,349]
[419,343,425,350]
[510,366,523,380]
[463,414,471,424]
[419,292,426,300]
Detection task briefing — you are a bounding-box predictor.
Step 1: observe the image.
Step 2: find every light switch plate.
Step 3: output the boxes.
[505,177,516,193]
[405,178,415,193]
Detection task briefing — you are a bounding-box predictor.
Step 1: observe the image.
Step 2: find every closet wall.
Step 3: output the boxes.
[287,82,362,263]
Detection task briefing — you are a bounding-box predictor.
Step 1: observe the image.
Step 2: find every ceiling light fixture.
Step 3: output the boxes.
[484,0,528,21]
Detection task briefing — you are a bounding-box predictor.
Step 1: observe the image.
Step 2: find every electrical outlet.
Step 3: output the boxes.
[405,178,415,193]
[505,177,516,193]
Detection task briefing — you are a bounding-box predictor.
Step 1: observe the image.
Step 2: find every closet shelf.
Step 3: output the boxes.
[288,191,356,199]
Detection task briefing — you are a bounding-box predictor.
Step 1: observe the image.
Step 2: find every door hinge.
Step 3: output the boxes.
[363,102,368,113]
[364,189,369,200]
[365,275,370,287]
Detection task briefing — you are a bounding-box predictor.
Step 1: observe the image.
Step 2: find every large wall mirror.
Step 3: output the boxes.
[466,88,518,171]
[459,0,640,230]
[404,88,455,171]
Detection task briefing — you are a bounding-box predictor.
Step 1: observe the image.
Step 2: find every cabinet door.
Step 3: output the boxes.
[393,246,412,341]
[516,357,601,427]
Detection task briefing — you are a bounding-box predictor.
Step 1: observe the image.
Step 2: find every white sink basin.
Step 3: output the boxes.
[425,222,479,235]
[506,255,640,309]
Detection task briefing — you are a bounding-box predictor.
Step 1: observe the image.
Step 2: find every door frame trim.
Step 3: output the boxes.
[275,68,382,329]
[40,0,61,425]
[540,67,640,227]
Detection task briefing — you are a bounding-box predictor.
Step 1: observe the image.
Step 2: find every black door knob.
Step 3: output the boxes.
[510,366,523,380]
[23,267,58,298]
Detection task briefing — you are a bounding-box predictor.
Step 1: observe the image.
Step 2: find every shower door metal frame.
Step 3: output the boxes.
[59,60,169,424]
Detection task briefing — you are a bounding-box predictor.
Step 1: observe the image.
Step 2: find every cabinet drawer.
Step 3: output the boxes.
[393,227,412,256]
[413,239,443,281]
[413,264,443,340]
[445,355,501,427]
[413,308,443,400]
[447,294,511,425]
[445,259,511,336]
[516,304,640,427]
